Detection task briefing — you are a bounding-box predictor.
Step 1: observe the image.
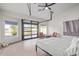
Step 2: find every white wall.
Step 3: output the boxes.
[48,5,79,36]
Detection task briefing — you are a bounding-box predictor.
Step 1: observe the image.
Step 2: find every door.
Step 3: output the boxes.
[22,19,39,40]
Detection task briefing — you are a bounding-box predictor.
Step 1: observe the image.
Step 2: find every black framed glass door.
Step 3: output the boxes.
[22,19,39,40]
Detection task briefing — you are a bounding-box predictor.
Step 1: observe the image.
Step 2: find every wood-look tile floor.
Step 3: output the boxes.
[0,39,48,56]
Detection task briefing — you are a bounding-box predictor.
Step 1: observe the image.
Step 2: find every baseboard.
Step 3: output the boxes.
[8,40,23,46]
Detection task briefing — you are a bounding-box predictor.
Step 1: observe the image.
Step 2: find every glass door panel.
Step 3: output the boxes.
[24,24,31,27]
[23,23,32,39]
[24,36,31,39]
[32,35,37,38]
[22,20,38,40]
[32,24,37,38]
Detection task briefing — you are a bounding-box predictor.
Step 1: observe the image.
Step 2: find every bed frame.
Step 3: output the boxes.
[36,44,52,56]
[35,44,77,56]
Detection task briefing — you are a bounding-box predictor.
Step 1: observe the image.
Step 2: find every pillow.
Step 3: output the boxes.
[52,32,58,37]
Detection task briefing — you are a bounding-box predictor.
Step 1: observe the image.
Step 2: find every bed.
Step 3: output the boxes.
[36,36,78,56]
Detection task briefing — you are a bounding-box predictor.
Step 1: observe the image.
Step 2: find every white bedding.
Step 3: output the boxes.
[36,37,74,56]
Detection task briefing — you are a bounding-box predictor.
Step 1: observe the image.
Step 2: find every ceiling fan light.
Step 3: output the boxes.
[45,7,49,10]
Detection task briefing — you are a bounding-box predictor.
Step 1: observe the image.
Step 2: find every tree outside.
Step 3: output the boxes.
[10,25,17,36]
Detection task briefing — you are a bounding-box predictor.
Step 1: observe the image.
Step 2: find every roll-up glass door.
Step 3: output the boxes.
[22,19,39,40]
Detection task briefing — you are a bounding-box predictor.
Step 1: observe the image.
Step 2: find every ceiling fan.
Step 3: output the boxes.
[38,3,55,11]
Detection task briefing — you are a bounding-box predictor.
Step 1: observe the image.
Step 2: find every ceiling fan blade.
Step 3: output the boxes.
[48,3,56,6]
[38,5,45,7]
[48,7,52,10]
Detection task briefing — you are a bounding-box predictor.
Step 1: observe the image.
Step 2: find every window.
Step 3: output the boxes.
[40,25,47,35]
[5,21,18,37]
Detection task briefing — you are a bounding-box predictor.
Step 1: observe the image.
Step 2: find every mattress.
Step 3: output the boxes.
[36,37,74,56]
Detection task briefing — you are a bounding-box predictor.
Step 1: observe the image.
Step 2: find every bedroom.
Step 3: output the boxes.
[0,3,79,56]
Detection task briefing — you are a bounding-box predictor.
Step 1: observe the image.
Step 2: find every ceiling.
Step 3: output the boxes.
[0,3,79,21]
